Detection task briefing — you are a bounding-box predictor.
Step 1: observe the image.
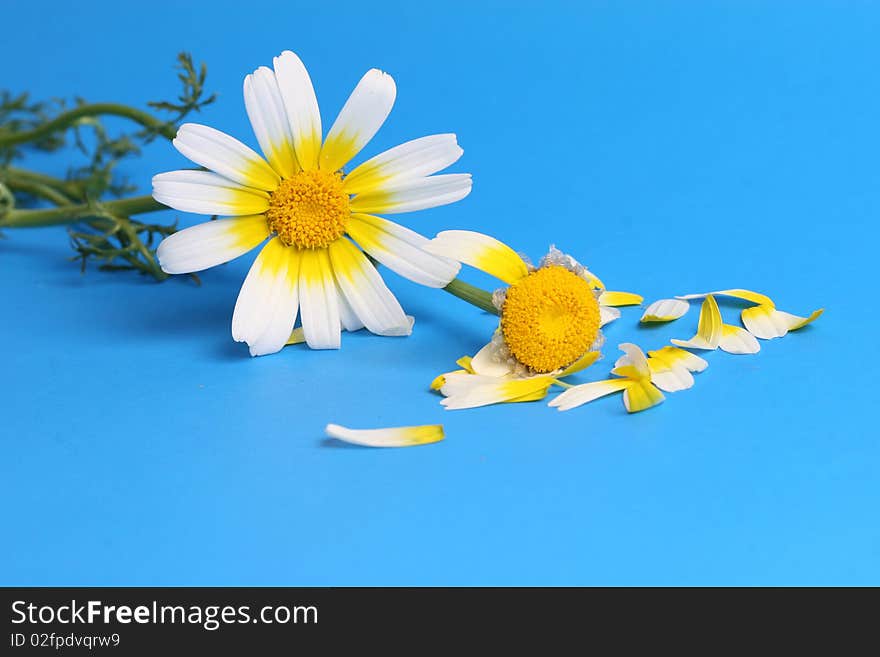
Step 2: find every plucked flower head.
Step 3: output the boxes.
[425,231,641,378]
[153,50,470,355]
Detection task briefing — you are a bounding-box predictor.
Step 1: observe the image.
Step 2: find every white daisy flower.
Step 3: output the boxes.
[154,50,470,355]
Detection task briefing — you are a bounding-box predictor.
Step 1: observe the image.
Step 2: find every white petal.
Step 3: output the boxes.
[337,281,364,332]
[346,213,460,288]
[273,50,322,170]
[343,134,464,195]
[600,305,621,327]
[320,68,396,173]
[676,289,775,306]
[231,238,300,357]
[470,338,514,377]
[325,423,444,448]
[612,343,651,379]
[424,230,529,285]
[647,360,695,392]
[641,299,689,322]
[157,216,269,274]
[719,324,761,354]
[647,346,709,373]
[328,238,411,336]
[172,123,279,191]
[548,379,631,411]
[441,376,552,410]
[152,170,269,216]
[299,248,341,349]
[741,305,824,339]
[670,295,723,350]
[349,174,472,214]
[244,66,299,178]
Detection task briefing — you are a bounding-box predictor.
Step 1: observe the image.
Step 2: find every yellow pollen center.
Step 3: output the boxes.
[500,265,601,373]
[265,169,350,249]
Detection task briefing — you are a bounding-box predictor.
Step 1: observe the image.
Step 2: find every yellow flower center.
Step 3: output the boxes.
[500,265,601,373]
[265,169,350,249]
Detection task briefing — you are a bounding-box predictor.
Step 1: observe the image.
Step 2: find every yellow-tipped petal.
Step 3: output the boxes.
[286,327,306,345]
[676,288,774,307]
[424,230,529,285]
[598,291,643,306]
[719,324,761,354]
[455,356,475,374]
[441,376,553,410]
[741,305,824,339]
[671,295,723,350]
[622,380,665,413]
[599,305,621,327]
[611,343,651,380]
[641,299,690,323]
[548,378,630,411]
[559,351,601,378]
[647,346,708,373]
[325,423,444,448]
[580,268,605,290]
[647,358,695,392]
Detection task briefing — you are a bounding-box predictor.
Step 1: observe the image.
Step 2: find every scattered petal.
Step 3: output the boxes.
[741,305,824,340]
[599,291,643,306]
[549,379,631,411]
[622,379,665,413]
[641,298,689,323]
[671,295,723,350]
[471,338,514,377]
[325,423,444,448]
[719,323,761,354]
[599,305,621,327]
[676,288,774,306]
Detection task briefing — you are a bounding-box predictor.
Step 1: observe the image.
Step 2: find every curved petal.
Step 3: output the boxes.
[152,170,269,216]
[741,305,824,339]
[320,68,396,173]
[346,214,460,288]
[676,288,775,307]
[623,380,665,413]
[599,305,621,327]
[424,230,529,285]
[157,215,269,274]
[671,295,723,350]
[641,299,689,322]
[598,291,643,306]
[349,173,472,214]
[343,134,464,195]
[558,351,601,378]
[647,359,694,392]
[548,379,630,411]
[470,338,513,377]
[172,123,279,191]
[325,423,444,448]
[231,238,300,357]
[647,346,708,373]
[612,343,651,380]
[244,66,300,178]
[441,376,553,410]
[273,50,322,171]
[328,238,411,336]
[719,324,761,354]
[299,248,341,349]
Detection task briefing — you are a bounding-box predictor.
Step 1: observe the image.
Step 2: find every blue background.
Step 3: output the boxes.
[2,0,877,585]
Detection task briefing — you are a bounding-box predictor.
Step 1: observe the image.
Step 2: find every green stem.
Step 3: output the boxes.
[0,195,165,228]
[443,278,499,315]
[0,103,176,148]
[4,179,73,206]
[3,166,84,200]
